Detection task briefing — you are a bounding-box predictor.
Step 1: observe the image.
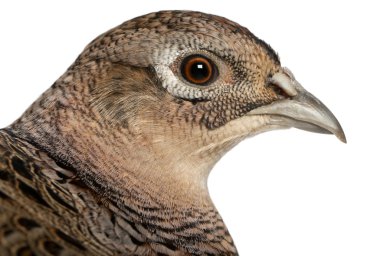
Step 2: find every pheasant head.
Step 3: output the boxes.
[7,11,345,254]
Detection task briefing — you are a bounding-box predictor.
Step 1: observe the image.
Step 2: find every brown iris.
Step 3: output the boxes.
[181,55,217,85]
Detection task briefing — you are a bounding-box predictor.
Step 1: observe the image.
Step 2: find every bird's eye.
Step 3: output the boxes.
[180,55,218,86]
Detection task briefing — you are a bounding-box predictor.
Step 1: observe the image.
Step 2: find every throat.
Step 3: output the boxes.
[9,116,213,208]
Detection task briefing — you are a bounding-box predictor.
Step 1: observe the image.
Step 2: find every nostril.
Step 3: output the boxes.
[269,83,291,99]
[268,72,298,98]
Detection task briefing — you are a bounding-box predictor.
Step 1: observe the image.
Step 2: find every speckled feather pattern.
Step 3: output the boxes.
[0,130,235,255]
[0,10,285,255]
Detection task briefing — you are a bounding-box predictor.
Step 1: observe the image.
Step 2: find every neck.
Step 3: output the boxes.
[1,129,238,255]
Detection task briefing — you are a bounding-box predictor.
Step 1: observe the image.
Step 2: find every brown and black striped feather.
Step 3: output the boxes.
[0,130,236,255]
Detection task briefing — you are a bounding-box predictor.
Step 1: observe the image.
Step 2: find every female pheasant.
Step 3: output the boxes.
[0,11,345,255]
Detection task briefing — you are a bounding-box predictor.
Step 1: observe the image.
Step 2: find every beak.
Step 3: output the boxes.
[249,68,346,143]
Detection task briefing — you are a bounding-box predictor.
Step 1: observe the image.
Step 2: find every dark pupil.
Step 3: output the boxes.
[190,62,209,80]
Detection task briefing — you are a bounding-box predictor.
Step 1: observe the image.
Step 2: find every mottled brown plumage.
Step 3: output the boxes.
[0,11,345,255]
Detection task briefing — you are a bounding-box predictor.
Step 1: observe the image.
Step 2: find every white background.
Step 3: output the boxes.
[0,1,378,255]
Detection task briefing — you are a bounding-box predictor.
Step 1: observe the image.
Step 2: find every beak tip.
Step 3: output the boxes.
[333,125,347,143]
[337,131,347,144]
[337,133,347,144]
